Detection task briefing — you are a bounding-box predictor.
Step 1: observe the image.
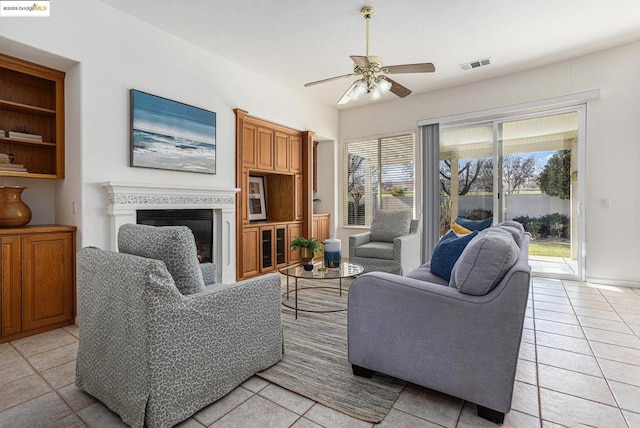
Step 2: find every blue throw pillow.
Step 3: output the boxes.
[455,216,493,231]
[430,230,478,281]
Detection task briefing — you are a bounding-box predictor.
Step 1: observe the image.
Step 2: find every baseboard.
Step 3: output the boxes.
[585,276,640,289]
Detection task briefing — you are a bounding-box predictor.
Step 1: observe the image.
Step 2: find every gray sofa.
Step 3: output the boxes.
[76,224,283,428]
[348,224,531,424]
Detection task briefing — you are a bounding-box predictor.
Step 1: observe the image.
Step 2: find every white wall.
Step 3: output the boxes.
[313,139,337,233]
[339,41,640,286]
[0,0,339,279]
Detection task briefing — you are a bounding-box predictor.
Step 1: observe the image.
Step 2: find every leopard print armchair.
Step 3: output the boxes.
[75,224,283,428]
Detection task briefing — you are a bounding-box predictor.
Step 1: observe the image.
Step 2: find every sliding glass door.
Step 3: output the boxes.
[439,124,494,237]
[440,108,584,280]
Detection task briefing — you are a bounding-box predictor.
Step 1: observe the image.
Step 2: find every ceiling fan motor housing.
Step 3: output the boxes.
[353,56,383,73]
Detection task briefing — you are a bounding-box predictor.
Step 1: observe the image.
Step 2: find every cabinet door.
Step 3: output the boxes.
[287,223,302,263]
[1,236,21,338]
[257,127,274,170]
[22,232,74,332]
[241,227,260,278]
[242,123,258,168]
[290,136,302,173]
[274,132,289,172]
[312,216,320,241]
[275,226,287,266]
[319,215,330,242]
[260,226,274,273]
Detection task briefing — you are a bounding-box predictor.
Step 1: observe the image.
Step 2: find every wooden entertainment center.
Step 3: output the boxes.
[235,109,328,280]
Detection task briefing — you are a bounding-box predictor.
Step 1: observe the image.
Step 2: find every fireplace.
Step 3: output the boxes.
[137,209,213,263]
[102,181,239,283]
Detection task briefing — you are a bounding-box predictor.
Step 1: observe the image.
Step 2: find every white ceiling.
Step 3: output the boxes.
[98,0,640,110]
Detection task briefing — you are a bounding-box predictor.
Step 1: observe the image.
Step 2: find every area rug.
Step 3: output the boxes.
[256,278,406,423]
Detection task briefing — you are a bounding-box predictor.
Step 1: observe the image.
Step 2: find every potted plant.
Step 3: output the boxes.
[290,236,321,270]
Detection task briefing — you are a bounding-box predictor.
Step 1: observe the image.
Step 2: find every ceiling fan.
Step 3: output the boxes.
[304,6,435,105]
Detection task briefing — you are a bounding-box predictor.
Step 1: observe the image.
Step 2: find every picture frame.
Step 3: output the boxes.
[130,89,216,174]
[248,175,267,221]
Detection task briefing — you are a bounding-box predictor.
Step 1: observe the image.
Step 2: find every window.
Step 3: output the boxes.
[343,133,415,226]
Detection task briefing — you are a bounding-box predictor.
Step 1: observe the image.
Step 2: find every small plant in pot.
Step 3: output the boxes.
[290,236,321,271]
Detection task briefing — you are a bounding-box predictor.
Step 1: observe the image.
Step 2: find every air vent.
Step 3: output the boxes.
[460,57,491,71]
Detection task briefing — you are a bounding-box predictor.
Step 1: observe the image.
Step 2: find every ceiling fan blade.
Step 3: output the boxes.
[385,62,435,74]
[337,81,358,105]
[350,55,371,68]
[304,73,354,87]
[380,76,412,98]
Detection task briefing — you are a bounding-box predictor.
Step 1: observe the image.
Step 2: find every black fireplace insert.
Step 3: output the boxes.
[136,209,213,263]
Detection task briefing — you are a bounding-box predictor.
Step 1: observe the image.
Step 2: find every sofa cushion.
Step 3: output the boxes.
[370,210,411,243]
[500,220,524,232]
[118,223,206,295]
[451,221,472,235]
[455,216,493,231]
[496,224,524,246]
[354,241,394,260]
[405,263,450,286]
[430,230,478,281]
[450,228,519,296]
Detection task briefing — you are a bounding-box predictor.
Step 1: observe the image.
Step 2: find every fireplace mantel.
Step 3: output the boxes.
[102,181,239,283]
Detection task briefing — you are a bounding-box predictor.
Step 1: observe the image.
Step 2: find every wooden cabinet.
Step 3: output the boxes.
[313,213,330,244]
[257,127,274,170]
[235,109,314,280]
[242,123,258,168]
[259,227,273,273]
[240,223,295,278]
[1,236,21,338]
[0,225,76,343]
[258,225,288,273]
[241,227,260,278]
[0,54,65,178]
[290,136,302,173]
[287,223,302,263]
[274,226,287,266]
[274,132,289,172]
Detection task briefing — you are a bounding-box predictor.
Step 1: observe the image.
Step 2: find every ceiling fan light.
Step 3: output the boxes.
[370,86,382,100]
[337,93,351,105]
[351,80,368,99]
[377,78,392,93]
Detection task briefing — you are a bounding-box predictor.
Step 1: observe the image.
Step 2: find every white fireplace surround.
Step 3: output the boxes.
[102,182,240,283]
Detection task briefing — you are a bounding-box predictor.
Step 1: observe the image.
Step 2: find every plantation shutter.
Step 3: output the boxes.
[343,134,415,227]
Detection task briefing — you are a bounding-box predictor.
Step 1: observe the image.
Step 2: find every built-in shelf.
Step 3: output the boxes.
[0,54,65,178]
[0,136,57,147]
[0,99,57,116]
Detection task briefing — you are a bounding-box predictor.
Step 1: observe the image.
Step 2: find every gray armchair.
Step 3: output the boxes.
[348,226,531,424]
[76,224,283,428]
[349,210,420,275]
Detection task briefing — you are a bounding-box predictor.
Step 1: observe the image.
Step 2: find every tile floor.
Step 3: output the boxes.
[529,255,578,276]
[1,278,640,427]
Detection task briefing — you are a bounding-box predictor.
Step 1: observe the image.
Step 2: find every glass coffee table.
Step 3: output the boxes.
[279,261,365,319]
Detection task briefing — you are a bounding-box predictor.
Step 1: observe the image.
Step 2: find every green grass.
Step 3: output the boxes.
[529,241,570,258]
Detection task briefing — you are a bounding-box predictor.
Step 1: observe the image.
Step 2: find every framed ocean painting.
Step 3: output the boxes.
[130,90,216,174]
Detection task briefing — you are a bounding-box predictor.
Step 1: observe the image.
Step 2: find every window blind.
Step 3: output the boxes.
[343,134,415,226]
